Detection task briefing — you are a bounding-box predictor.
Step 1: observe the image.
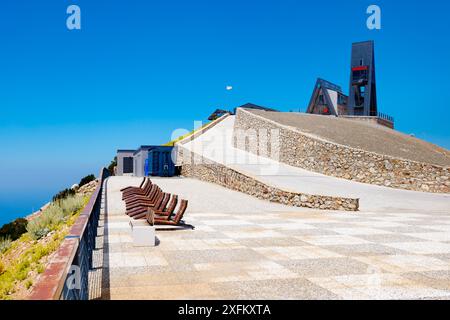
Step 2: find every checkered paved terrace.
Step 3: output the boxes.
[92,176,450,300]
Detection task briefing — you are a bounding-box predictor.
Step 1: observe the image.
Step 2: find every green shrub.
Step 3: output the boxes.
[25,279,33,289]
[0,218,28,241]
[26,221,50,241]
[15,260,30,281]
[27,206,61,240]
[0,237,12,254]
[52,188,76,202]
[78,174,95,187]
[0,260,5,275]
[36,263,44,274]
[59,196,84,216]
[108,157,117,176]
[27,195,84,240]
[0,274,14,298]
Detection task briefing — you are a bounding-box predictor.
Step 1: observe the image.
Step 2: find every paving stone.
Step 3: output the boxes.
[356,233,427,243]
[400,270,450,291]
[383,241,450,255]
[254,246,342,261]
[297,235,370,246]
[280,257,372,277]
[97,176,450,300]
[321,243,409,256]
[405,232,450,242]
[309,273,450,299]
[162,248,265,264]
[354,255,450,273]
[210,278,341,299]
[379,226,444,234]
[236,237,309,248]
[281,228,340,237]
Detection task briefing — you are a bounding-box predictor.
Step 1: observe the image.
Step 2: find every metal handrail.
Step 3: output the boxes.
[377,112,394,122]
[29,167,110,300]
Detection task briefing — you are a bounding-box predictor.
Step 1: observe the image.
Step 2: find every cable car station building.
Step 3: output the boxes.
[306,41,394,129]
[116,146,176,177]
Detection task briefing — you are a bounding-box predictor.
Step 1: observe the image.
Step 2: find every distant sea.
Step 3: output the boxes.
[0,191,52,226]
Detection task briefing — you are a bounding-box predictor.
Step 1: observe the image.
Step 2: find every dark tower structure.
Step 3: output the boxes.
[348,41,377,116]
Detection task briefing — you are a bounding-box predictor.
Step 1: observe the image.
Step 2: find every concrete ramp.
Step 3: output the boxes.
[181,116,450,213]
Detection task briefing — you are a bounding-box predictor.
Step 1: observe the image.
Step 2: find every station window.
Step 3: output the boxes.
[123,157,133,174]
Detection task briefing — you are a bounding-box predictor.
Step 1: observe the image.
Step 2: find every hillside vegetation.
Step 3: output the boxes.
[0,176,97,300]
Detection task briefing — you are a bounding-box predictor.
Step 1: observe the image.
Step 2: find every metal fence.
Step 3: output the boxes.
[61,167,109,300]
[29,167,110,300]
[377,112,394,123]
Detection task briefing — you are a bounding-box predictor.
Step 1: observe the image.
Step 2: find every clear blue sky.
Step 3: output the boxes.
[0,0,449,224]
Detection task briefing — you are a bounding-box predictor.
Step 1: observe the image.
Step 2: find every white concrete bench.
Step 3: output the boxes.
[129,219,155,247]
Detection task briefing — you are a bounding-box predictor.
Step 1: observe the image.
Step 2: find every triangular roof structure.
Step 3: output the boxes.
[306,78,346,116]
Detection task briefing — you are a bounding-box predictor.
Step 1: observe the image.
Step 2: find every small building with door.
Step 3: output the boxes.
[145,146,176,177]
[132,146,153,178]
[116,150,135,176]
[116,145,176,177]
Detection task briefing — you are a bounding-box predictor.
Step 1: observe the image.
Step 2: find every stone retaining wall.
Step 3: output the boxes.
[178,146,359,211]
[233,108,450,194]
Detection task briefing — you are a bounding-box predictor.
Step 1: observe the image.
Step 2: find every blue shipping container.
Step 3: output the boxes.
[146,146,175,177]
